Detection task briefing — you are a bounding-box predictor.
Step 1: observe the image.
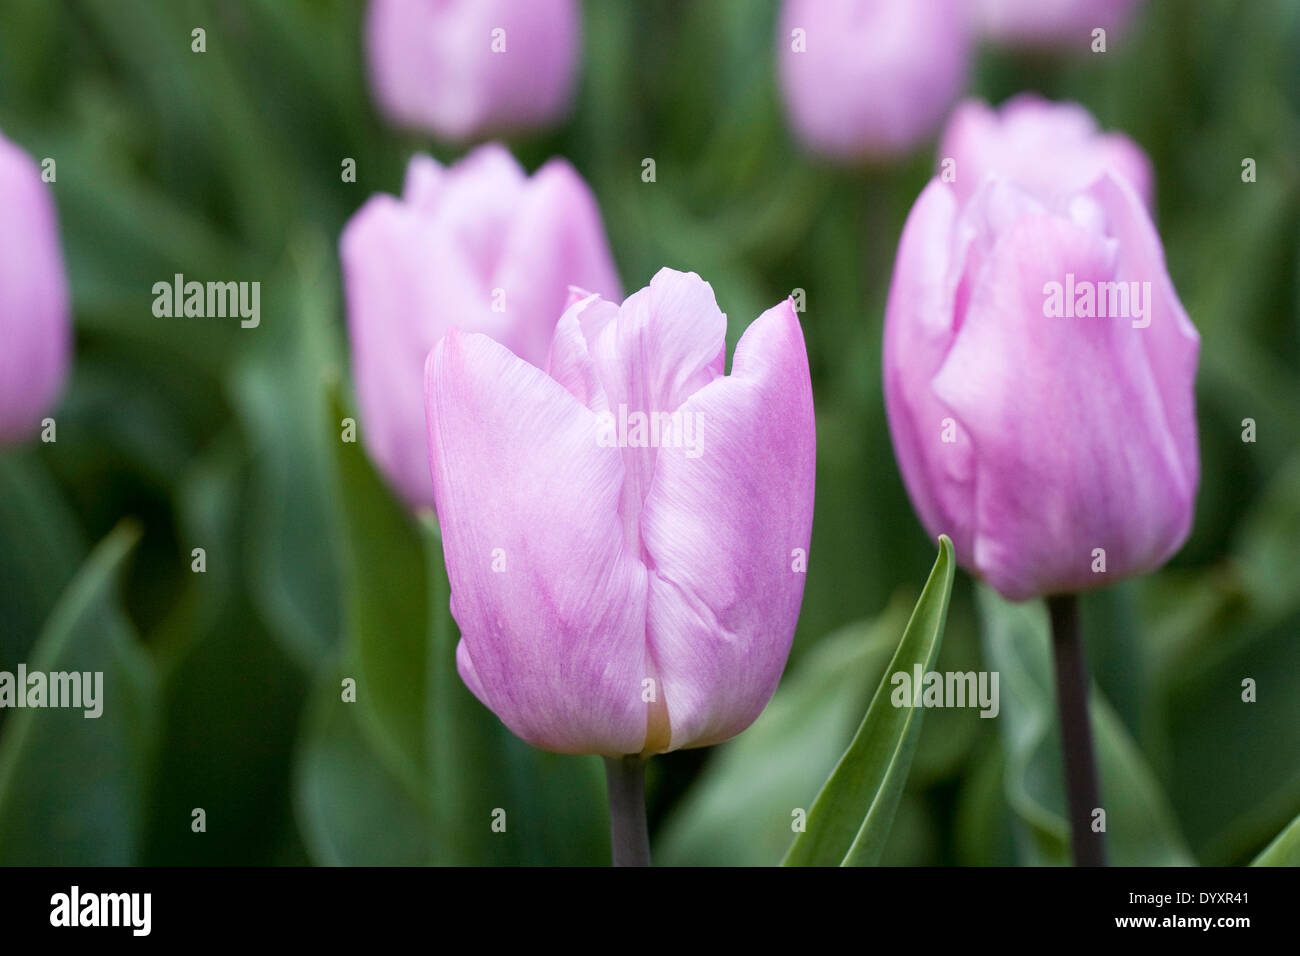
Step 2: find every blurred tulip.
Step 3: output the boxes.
[940,94,1153,209]
[0,131,70,444]
[365,0,580,141]
[976,0,1143,46]
[425,269,816,755]
[883,156,1198,600]
[777,0,970,160]
[341,143,619,508]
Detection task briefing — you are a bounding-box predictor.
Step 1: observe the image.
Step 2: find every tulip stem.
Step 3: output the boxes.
[1047,594,1106,867]
[603,755,651,867]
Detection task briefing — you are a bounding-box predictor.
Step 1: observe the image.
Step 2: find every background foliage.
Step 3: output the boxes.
[0,0,1297,865]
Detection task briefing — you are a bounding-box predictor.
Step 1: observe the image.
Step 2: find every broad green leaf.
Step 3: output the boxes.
[657,600,908,866]
[325,386,429,798]
[0,449,85,666]
[783,536,954,866]
[142,432,310,865]
[976,585,1195,866]
[230,238,343,667]
[1252,812,1300,866]
[953,738,1017,866]
[295,667,437,866]
[1159,607,1300,864]
[0,521,157,864]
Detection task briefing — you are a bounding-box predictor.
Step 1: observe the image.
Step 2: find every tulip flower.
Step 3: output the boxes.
[365,0,580,141]
[883,155,1196,603]
[0,131,70,444]
[975,0,1144,47]
[340,143,620,509]
[939,94,1153,209]
[426,269,815,861]
[883,104,1197,866]
[776,0,970,160]
[426,268,815,759]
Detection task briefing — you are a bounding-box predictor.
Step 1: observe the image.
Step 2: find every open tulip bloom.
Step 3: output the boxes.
[884,99,1199,865]
[424,268,816,863]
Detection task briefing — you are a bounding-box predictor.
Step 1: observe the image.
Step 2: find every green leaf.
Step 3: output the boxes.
[0,521,157,864]
[294,667,437,866]
[783,536,955,866]
[230,238,343,667]
[976,584,1195,866]
[1158,608,1300,864]
[325,385,429,797]
[142,432,310,865]
[657,600,909,866]
[1252,812,1300,865]
[0,449,85,665]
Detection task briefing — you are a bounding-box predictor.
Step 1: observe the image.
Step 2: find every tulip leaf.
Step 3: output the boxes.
[0,520,158,864]
[975,584,1195,865]
[325,387,429,799]
[657,600,909,866]
[1251,812,1300,865]
[142,433,310,864]
[783,535,954,866]
[0,449,85,666]
[295,666,437,866]
[230,239,343,667]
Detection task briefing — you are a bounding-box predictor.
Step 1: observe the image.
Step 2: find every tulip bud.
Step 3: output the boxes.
[777,0,970,160]
[365,0,580,141]
[425,269,816,756]
[340,144,619,508]
[975,0,1143,47]
[0,132,71,444]
[939,94,1153,209]
[883,111,1198,601]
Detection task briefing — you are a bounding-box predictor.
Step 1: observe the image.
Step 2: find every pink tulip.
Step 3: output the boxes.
[340,144,619,508]
[940,94,1153,209]
[883,129,1198,601]
[0,131,70,444]
[777,0,970,160]
[976,0,1144,46]
[365,0,580,141]
[424,269,816,755]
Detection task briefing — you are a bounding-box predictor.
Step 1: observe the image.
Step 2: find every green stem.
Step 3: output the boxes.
[1047,594,1107,867]
[603,755,651,867]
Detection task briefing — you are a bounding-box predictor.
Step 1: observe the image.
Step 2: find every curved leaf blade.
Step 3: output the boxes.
[1252,812,1300,865]
[783,536,954,866]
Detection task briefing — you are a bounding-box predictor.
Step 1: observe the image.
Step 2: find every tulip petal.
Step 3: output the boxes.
[882,180,977,558]
[341,192,487,508]
[495,158,623,366]
[1087,173,1199,493]
[579,269,727,556]
[932,211,1192,599]
[425,329,648,755]
[0,136,69,442]
[638,300,816,750]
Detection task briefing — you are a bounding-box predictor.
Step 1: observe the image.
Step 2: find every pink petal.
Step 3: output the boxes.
[932,211,1192,599]
[425,329,648,755]
[638,300,816,750]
